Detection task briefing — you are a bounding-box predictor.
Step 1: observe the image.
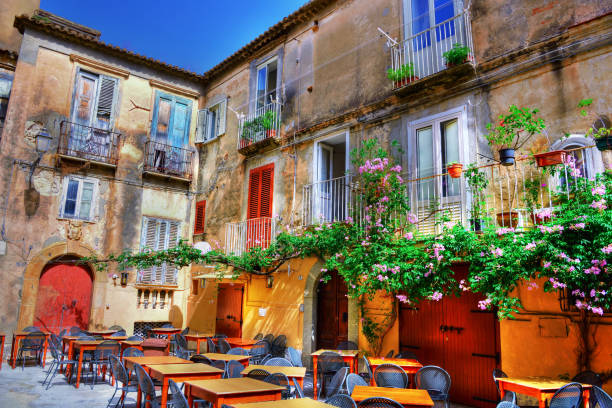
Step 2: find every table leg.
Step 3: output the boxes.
[313,356,318,400]
[583,389,590,408]
[11,335,18,369]
[186,384,193,408]
[160,378,169,408]
[41,337,48,368]
[137,382,142,408]
[539,393,547,408]
[196,340,201,354]
[66,341,75,378]
[0,336,4,371]
[75,349,84,389]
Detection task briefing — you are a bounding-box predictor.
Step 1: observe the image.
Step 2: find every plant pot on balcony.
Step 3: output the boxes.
[499,148,516,166]
[595,135,612,151]
[445,55,472,68]
[266,129,277,138]
[496,211,519,228]
[447,163,463,178]
[534,150,567,167]
[395,76,419,88]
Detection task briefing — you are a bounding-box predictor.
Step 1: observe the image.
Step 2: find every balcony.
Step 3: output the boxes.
[302,175,360,225]
[237,101,282,156]
[57,120,120,167]
[224,217,280,256]
[388,12,474,91]
[143,140,194,181]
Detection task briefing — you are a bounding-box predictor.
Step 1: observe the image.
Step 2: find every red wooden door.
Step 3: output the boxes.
[246,164,274,250]
[33,262,93,334]
[316,270,348,349]
[399,264,499,408]
[215,284,243,337]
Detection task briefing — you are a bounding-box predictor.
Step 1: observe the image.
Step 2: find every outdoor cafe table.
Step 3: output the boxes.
[351,386,434,408]
[242,364,307,388]
[86,329,118,336]
[204,352,251,367]
[147,363,224,408]
[151,327,182,338]
[123,355,193,372]
[311,349,359,400]
[184,334,213,353]
[10,331,50,369]
[367,357,423,386]
[211,337,258,350]
[119,340,143,358]
[497,377,593,408]
[232,398,336,407]
[184,377,286,408]
[73,340,104,388]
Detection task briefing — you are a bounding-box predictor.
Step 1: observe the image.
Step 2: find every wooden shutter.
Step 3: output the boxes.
[194,200,206,234]
[72,71,97,126]
[195,109,209,143]
[95,75,118,128]
[247,164,274,219]
[165,221,180,285]
[217,99,227,136]
[247,169,261,219]
[139,217,158,283]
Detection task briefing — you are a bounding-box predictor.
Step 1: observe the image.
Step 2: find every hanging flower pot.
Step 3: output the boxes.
[447,163,463,178]
[499,148,516,166]
[496,211,519,228]
[595,136,612,151]
[534,150,567,167]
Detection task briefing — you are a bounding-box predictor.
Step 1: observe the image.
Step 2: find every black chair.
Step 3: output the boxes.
[337,341,358,350]
[210,360,227,378]
[126,335,143,341]
[162,323,174,328]
[318,351,348,397]
[227,360,244,378]
[374,363,409,388]
[253,333,263,340]
[123,347,144,358]
[227,347,249,356]
[493,368,516,403]
[18,331,45,370]
[214,334,228,339]
[286,346,303,367]
[245,368,270,381]
[357,397,404,407]
[395,351,418,359]
[385,350,394,358]
[206,337,216,353]
[111,330,127,337]
[58,329,67,338]
[92,340,120,389]
[134,363,163,407]
[69,326,82,336]
[93,334,105,340]
[217,338,231,354]
[22,326,40,332]
[249,341,269,364]
[261,354,273,365]
[549,383,583,408]
[359,355,373,383]
[320,366,349,400]
[327,394,358,408]
[293,377,305,398]
[107,355,138,408]
[593,385,612,408]
[263,334,274,344]
[416,366,451,408]
[271,335,287,357]
[495,403,519,408]
[573,370,602,407]
[167,379,190,408]
[176,334,195,359]
[265,357,293,366]
[264,373,292,399]
[346,373,368,394]
[108,325,124,331]
[191,354,214,365]
[42,341,78,389]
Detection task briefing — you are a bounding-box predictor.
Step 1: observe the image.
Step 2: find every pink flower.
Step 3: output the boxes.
[590,199,607,211]
[525,242,537,251]
[592,185,606,196]
[496,227,515,236]
[543,261,551,268]
[491,247,504,257]
[536,208,553,220]
[527,282,539,291]
[569,223,586,230]
[602,244,612,254]
[377,274,385,282]
[396,294,410,303]
[592,307,604,316]
[478,298,492,310]
[407,214,418,224]
[404,232,414,240]
[459,279,470,292]
[430,291,443,301]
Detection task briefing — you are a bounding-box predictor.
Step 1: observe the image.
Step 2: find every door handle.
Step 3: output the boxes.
[439,325,448,332]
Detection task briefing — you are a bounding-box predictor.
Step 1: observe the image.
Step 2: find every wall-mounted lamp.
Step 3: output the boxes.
[28,127,53,187]
[120,272,128,287]
[266,275,274,288]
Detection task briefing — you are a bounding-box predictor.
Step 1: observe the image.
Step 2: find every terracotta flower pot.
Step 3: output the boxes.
[447,163,463,178]
[395,76,419,87]
[534,150,567,167]
[266,129,277,138]
[496,211,519,228]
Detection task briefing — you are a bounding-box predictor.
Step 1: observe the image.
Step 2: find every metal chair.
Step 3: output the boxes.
[245,368,271,381]
[346,373,368,395]
[162,323,174,328]
[261,354,273,365]
[111,330,127,337]
[337,341,358,350]
[395,351,418,359]
[549,382,583,408]
[123,347,144,358]
[42,341,78,389]
[18,331,45,370]
[206,337,216,353]
[385,350,394,358]
[249,341,269,364]
[58,329,67,338]
[495,402,520,408]
[126,335,143,341]
[226,360,244,378]
[93,334,105,340]
[167,379,190,408]
[264,372,292,399]
[493,368,516,403]
[191,354,214,365]
[265,357,294,366]
[214,334,228,339]
[327,394,358,408]
[176,334,195,359]
[573,370,602,407]
[108,325,124,331]
[69,326,83,336]
[286,346,303,367]
[227,347,249,356]
[592,385,612,408]
[22,326,40,332]
[107,355,138,408]
[210,360,227,378]
[263,334,274,344]
[253,333,263,340]
[92,340,120,389]
[318,351,347,397]
[357,397,404,407]
[416,366,451,408]
[271,335,287,357]
[360,355,373,383]
[374,363,408,388]
[293,377,305,398]
[217,338,231,354]
[320,366,349,400]
[134,363,163,408]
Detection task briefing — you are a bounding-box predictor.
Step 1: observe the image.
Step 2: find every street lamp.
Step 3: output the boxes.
[28,127,53,187]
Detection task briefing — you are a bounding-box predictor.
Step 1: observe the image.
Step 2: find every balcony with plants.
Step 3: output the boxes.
[237,101,282,155]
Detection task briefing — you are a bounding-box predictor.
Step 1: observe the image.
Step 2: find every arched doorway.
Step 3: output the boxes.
[316,270,348,349]
[33,257,93,333]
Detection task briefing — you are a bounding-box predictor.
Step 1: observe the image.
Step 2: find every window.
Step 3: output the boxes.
[549,135,604,191]
[0,73,13,135]
[255,58,278,111]
[71,70,118,130]
[248,164,274,220]
[195,99,227,143]
[194,200,206,234]
[59,176,98,221]
[138,217,181,285]
[151,91,192,147]
[404,0,458,43]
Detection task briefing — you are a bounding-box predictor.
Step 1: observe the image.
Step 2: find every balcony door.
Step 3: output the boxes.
[316,270,348,349]
[246,164,274,251]
[215,284,243,338]
[316,144,334,222]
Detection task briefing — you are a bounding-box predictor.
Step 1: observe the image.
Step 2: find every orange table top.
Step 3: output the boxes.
[148,363,224,376]
[86,329,118,335]
[311,349,359,357]
[232,399,335,407]
[227,338,258,345]
[14,331,49,336]
[351,386,434,406]
[120,340,144,346]
[74,340,104,347]
[186,377,286,396]
[498,377,593,392]
[204,353,250,362]
[152,328,181,333]
[184,334,214,340]
[123,356,192,367]
[368,357,422,368]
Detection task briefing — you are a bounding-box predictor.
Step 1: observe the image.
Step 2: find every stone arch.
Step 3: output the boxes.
[18,241,107,331]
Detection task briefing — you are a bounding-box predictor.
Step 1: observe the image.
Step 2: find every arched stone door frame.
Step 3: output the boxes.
[18,241,107,331]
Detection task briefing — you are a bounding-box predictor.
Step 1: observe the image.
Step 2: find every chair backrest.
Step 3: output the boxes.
[79,335,96,340]
[245,368,271,381]
[23,332,46,347]
[357,397,404,408]
[227,360,244,378]
[162,323,174,328]
[69,326,82,336]
[206,337,216,353]
[191,354,213,365]
[50,333,62,350]
[346,373,368,394]
[217,339,231,354]
[549,383,583,408]
[210,360,227,377]
[385,350,394,358]
[111,330,127,337]
[496,402,519,408]
[319,351,345,374]
[108,325,124,331]
[572,370,602,387]
[493,368,508,394]
[363,355,373,379]
[167,379,189,408]
[416,366,451,394]
[47,340,61,361]
[253,333,263,340]
[249,341,269,358]
[324,366,349,399]
[337,341,358,350]
[227,347,249,356]
[374,363,409,389]
[264,357,293,367]
[58,329,67,338]
[109,355,129,385]
[263,373,291,398]
[181,327,189,336]
[286,347,303,367]
[176,334,188,349]
[261,354,273,365]
[95,340,120,361]
[592,385,612,408]
[134,363,157,402]
[126,335,143,341]
[214,334,228,339]
[263,334,274,343]
[22,326,40,332]
[93,335,105,340]
[327,394,358,408]
[395,351,418,360]
[123,347,144,358]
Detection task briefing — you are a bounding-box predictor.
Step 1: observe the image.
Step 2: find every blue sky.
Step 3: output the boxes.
[40,0,308,73]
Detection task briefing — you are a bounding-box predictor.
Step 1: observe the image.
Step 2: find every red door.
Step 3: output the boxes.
[215,284,243,337]
[246,164,274,250]
[399,264,499,408]
[316,270,348,349]
[33,262,93,334]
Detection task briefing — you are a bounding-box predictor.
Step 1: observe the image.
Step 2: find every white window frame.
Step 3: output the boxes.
[196,98,227,143]
[402,0,463,40]
[255,57,279,110]
[59,175,99,221]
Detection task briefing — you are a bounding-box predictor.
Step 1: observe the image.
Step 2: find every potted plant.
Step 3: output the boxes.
[578,98,612,151]
[443,43,471,67]
[261,110,278,138]
[387,63,418,87]
[533,150,567,167]
[485,105,546,166]
[465,164,489,232]
[446,162,463,178]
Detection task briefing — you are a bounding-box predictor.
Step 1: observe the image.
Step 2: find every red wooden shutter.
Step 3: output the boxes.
[194,200,206,234]
[247,164,274,219]
[247,169,261,219]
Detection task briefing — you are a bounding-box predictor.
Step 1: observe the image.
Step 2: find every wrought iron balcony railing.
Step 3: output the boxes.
[58,120,121,165]
[302,175,361,226]
[224,217,280,256]
[389,12,473,89]
[238,101,282,153]
[143,140,194,180]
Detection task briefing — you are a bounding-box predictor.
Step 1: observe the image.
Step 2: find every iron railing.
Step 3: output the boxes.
[144,140,194,180]
[238,101,282,150]
[389,12,473,89]
[58,120,121,165]
[224,217,280,256]
[302,175,360,225]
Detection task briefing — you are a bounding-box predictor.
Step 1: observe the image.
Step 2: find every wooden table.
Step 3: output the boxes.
[151,327,182,338]
[498,377,592,408]
[147,363,224,408]
[86,329,118,336]
[73,340,104,388]
[242,365,307,388]
[184,334,212,354]
[367,357,423,386]
[0,334,5,371]
[226,338,258,350]
[351,386,434,408]
[311,349,359,400]
[204,353,251,367]
[232,399,336,407]
[103,335,127,341]
[185,377,286,408]
[9,331,50,369]
[119,340,143,358]
[123,355,193,372]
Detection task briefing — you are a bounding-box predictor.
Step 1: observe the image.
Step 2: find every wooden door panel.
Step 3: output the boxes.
[216,284,243,338]
[316,271,348,349]
[400,299,443,365]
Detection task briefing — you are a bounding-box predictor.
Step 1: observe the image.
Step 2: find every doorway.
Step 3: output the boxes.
[33,259,93,334]
[215,283,244,337]
[399,264,499,408]
[312,132,349,224]
[316,270,348,349]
